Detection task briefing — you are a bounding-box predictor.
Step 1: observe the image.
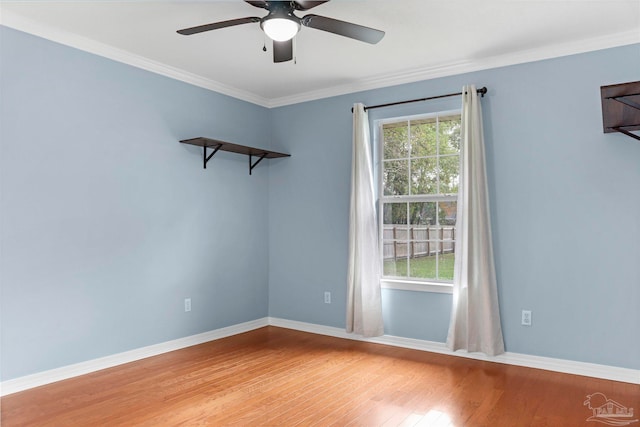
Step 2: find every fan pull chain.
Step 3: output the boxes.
[294,37,297,64]
[262,33,267,53]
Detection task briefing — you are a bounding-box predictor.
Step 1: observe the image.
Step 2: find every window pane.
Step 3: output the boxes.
[385,226,409,263]
[405,202,433,281]
[409,202,434,262]
[384,255,409,277]
[409,255,438,280]
[409,202,437,226]
[383,203,409,277]
[383,122,408,159]
[383,202,407,225]
[439,201,457,226]
[410,119,437,157]
[438,200,457,281]
[438,253,455,281]
[439,116,461,154]
[435,202,458,280]
[439,156,459,194]
[383,160,409,195]
[410,158,437,195]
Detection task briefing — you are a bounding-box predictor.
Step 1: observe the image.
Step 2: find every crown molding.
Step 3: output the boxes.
[1,9,638,109]
[266,29,640,107]
[0,10,271,107]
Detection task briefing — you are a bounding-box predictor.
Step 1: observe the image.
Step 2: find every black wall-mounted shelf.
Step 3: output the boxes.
[601,81,640,141]
[180,137,290,174]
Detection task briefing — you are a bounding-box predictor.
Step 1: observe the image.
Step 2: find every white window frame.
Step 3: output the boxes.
[376,110,461,294]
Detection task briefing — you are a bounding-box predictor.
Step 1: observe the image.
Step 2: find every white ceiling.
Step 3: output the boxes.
[1,1,639,107]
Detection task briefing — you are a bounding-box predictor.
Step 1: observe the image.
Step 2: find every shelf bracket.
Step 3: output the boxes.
[249,153,268,175]
[203,144,222,169]
[612,126,640,141]
[609,95,640,141]
[610,94,640,111]
[601,82,640,142]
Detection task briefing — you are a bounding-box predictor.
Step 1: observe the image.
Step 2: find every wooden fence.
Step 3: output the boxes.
[383,225,455,260]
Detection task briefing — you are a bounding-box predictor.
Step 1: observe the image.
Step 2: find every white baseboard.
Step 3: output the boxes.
[2,316,637,396]
[268,317,640,385]
[0,318,269,396]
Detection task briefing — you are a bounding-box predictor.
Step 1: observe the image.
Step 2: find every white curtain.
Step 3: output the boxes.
[346,103,384,337]
[446,85,505,356]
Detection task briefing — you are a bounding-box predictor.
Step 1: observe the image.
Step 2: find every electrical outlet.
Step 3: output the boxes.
[184,298,191,312]
[521,310,531,326]
[324,291,331,304]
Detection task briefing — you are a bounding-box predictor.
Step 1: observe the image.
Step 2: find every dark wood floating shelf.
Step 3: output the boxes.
[180,137,290,174]
[601,81,640,142]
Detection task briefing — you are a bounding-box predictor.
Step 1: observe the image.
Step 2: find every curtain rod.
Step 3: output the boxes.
[357,86,488,112]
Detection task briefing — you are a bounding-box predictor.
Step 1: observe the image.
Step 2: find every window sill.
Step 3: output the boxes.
[380,279,453,294]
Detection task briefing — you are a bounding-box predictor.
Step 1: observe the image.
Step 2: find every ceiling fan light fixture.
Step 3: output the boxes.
[178,0,386,63]
[262,17,300,41]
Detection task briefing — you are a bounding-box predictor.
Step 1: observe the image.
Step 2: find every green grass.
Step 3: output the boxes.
[384,253,455,281]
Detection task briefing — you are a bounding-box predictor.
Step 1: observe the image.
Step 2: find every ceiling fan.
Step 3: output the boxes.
[177,1,385,63]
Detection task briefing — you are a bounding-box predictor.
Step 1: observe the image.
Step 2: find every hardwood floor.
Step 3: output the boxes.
[2,326,638,426]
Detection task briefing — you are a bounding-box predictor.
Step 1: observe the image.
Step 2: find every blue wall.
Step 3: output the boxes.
[2,24,638,382]
[0,27,272,381]
[268,44,640,370]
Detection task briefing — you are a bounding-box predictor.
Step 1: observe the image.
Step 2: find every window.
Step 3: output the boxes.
[378,111,461,289]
